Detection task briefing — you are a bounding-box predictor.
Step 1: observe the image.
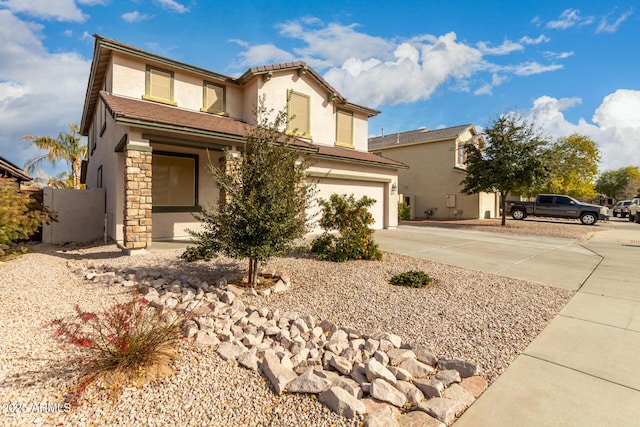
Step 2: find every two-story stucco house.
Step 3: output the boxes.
[368,125,499,220]
[80,35,405,253]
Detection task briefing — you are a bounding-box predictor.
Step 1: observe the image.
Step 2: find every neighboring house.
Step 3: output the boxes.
[368,125,499,220]
[0,155,31,185]
[80,35,405,253]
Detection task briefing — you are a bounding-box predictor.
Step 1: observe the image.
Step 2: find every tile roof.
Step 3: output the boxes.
[368,124,475,151]
[101,92,404,169]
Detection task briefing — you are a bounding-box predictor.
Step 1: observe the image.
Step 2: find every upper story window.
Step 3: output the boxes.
[456,141,467,167]
[287,89,311,138]
[202,81,226,115]
[335,109,354,148]
[144,65,176,105]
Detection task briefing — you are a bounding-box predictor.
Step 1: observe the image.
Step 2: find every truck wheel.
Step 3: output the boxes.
[580,213,597,225]
[629,214,635,222]
[512,209,526,220]
[635,214,640,224]
[613,211,618,217]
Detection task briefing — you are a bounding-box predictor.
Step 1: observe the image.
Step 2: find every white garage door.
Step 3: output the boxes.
[308,177,385,232]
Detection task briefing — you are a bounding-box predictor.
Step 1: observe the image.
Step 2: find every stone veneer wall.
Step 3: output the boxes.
[123,148,152,250]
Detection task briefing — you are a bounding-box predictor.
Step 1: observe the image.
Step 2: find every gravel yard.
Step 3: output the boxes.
[0,221,584,426]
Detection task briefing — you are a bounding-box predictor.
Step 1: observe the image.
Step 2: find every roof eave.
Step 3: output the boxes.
[312,152,408,170]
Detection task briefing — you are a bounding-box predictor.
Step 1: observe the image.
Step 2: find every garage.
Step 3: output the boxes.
[308,177,386,232]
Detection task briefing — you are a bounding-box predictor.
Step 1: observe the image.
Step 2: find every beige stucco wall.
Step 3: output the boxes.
[307,159,398,231]
[110,52,244,119]
[42,188,106,244]
[381,138,497,220]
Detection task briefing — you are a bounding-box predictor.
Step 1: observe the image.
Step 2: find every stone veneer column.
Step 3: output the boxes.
[218,150,241,203]
[123,148,152,252]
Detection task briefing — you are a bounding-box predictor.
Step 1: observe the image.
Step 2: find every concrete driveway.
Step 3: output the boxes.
[375,224,601,290]
[380,219,640,427]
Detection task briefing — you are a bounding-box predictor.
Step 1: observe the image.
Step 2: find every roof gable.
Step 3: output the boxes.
[368,124,476,151]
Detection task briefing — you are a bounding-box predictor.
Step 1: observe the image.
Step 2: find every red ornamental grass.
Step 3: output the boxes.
[49,296,183,404]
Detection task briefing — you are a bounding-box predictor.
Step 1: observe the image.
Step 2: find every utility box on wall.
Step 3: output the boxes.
[446,194,456,208]
[42,188,105,244]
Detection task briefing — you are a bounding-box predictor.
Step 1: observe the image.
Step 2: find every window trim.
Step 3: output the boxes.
[151,151,199,213]
[335,109,354,148]
[286,89,312,139]
[143,65,177,106]
[201,81,227,116]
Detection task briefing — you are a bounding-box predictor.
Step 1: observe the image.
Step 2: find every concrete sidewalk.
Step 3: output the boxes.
[454,225,640,426]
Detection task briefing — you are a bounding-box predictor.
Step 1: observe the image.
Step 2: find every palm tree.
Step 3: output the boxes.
[23,123,87,189]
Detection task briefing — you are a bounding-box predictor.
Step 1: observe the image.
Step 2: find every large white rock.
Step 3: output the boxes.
[394,380,425,406]
[260,350,298,395]
[286,368,331,393]
[398,358,435,379]
[363,406,400,427]
[369,378,407,408]
[364,358,397,384]
[416,398,464,426]
[319,386,366,419]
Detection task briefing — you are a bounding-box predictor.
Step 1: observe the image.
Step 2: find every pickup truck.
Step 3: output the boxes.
[628,198,640,223]
[506,194,608,225]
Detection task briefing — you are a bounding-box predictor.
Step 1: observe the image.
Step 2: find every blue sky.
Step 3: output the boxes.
[1,0,639,180]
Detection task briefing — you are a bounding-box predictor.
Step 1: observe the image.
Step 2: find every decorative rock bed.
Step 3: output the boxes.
[79,263,487,426]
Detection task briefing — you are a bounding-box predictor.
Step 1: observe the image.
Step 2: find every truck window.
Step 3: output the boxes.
[538,195,553,204]
[556,196,573,205]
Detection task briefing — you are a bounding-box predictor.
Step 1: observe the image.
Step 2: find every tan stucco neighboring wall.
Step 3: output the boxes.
[382,139,496,220]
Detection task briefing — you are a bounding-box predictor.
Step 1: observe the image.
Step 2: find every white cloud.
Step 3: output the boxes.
[153,0,189,13]
[477,40,523,55]
[233,20,564,107]
[0,10,90,174]
[543,50,574,60]
[527,93,640,171]
[277,20,394,67]
[520,34,550,45]
[122,10,151,23]
[77,0,109,4]
[0,0,87,22]
[232,43,295,68]
[596,9,633,34]
[323,32,484,106]
[546,9,594,30]
[505,61,563,76]
[592,89,640,129]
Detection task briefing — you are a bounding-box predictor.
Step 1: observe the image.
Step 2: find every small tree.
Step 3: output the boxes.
[461,112,550,226]
[0,178,48,257]
[536,134,600,199]
[311,194,382,262]
[183,97,313,286]
[23,123,87,190]
[596,166,640,200]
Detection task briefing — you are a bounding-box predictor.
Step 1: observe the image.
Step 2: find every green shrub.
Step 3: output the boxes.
[398,201,410,221]
[312,194,382,262]
[390,271,433,288]
[0,178,47,257]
